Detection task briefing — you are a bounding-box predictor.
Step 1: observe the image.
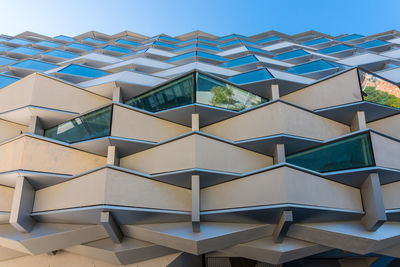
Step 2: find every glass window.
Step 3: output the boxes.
[358,40,389,49]
[220,55,258,68]
[196,51,226,61]
[57,64,108,78]
[0,75,19,88]
[9,47,42,55]
[167,52,196,62]
[7,38,31,45]
[173,44,197,52]
[66,43,95,50]
[153,41,177,48]
[54,35,74,42]
[83,37,106,44]
[286,60,336,75]
[246,46,272,55]
[44,106,112,143]
[102,45,131,53]
[287,133,375,172]
[44,49,79,59]
[256,36,280,44]
[228,69,273,84]
[35,41,62,48]
[303,38,330,46]
[115,39,139,46]
[196,73,267,111]
[159,36,179,42]
[0,56,17,66]
[318,44,353,54]
[197,44,220,51]
[336,34,364,42]
[219,40,256,48]
[359,69,400,108]
[125,74,194,112]
[273,49,310,60]
[0,45,11,52]
[11,59,58,71]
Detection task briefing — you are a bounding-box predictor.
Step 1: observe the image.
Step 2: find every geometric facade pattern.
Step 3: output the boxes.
[0,29,398,266]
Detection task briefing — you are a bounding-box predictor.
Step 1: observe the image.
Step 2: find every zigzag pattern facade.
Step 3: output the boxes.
[0,30,397,266]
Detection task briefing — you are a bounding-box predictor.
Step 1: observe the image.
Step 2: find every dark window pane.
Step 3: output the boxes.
[286,133,375,172]
[359,69,400,108]
[44,106,112,143]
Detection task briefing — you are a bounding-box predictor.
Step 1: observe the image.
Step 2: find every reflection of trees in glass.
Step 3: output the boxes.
[210,85,246,111]
[364,86,400,108]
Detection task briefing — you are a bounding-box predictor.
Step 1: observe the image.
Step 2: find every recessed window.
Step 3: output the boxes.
[0,74,19,88]
[82,37,106,44]
[102,45,131,53]
[44,50,79,59]
[115,39,140,46]
[66,43,95,50]
[220,55,258,68]
[9,47,42,55]
[0,56,17,66]
[35,41,62,48]
[336,34,364,42]
[318,44,352,54]
[358,40,389,49]
[302,38,330,46]
[228,69,273,84]
[256,36,280,44]
[7,38,31,45]
[273,49,310,60]
[57,64,108,78]
[11,59,58,71]
[54,35,74,42]
[286,60,337,75]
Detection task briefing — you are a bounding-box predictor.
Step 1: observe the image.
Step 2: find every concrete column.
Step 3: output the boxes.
[267,84,280,100]
[192,114,199,131]
[107,146,119,166]
[192,175,200,232]
[273,144,286,164]
[112,87,123,102]
[350,111,367,132]
[10,176,36,233]
[28,116,44,135]
[100,211,123,243]
[273,210,293,243]
[361,173,386,231]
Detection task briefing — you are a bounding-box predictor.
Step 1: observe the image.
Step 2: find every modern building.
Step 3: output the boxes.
[0,29,397,266]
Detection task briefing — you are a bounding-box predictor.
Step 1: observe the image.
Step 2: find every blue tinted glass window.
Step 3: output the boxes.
[0,75,19,88]
[9,47,42,55]
[167,52,196,62]
[358,40,389,49]
[179,38,218,45]
[228,69,273,84]
[44,106,112,143]
[66,43,95,50]
[286,60,336,74]
[256,36,280,43]
[337,34,364,42]
[83,37,106,44]
[54,35,74,42]
[198,38,218,44]
[220,55,258,68]
[246,46,270,54]
[58,64,108,78]
[174,44,197,52]
[0,56,17,66]
[11,59,57,71]
[196,51,226,61]
[44,49,79,59]
[35,41,62,47]
[318,44,353,54]
[219,40,256,47]
[287,133,374,172]
[0,45,11,52]
[115,39,139,46]
[159,36,179,42]
[153,41,177,48]
[219,34,249,41]
[8,39,31,45]
[303,38,330,46]
[102,45,131,53]
[273,49,310,60]
[197,44,220,51]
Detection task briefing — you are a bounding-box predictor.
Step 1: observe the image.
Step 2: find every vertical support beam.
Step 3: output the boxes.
[273,210,293,243]
[112,86,123,103]
[28,116,44,135]
[192,114,199,131]
[10,176,36,233]
[273,144,286,164]
[268,84,280,100]
[192,175,200,233]
[107,146,119,166]
[361,173,386,231]
[100,211,123,243]
[350,111,367,132]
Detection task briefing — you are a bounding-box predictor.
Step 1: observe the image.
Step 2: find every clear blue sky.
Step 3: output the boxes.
[0,0,398,38]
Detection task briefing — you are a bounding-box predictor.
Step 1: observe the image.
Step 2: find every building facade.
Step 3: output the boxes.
[0,30,397,266]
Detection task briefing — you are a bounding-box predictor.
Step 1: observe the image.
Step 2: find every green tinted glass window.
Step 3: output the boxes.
[286,133,375,172]
[44,106,112,143]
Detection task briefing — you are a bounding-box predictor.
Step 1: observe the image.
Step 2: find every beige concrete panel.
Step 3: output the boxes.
[120,134,272,174]
[33,169,107,212]
[201,166,362,211]
[0,138,25,172]
[0,251,182,267]
[367,114,400,139]
[0,186,14,212]
[201,102,349,141]
[0,120,26,143]
[370,132,400,170]
[104,168,191,211]
[0,75,35,114]
[20,136,106,175]
[111,105,190,142]
[281,69,362,110]
[29,74,110,113]
[381,181,400,210]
